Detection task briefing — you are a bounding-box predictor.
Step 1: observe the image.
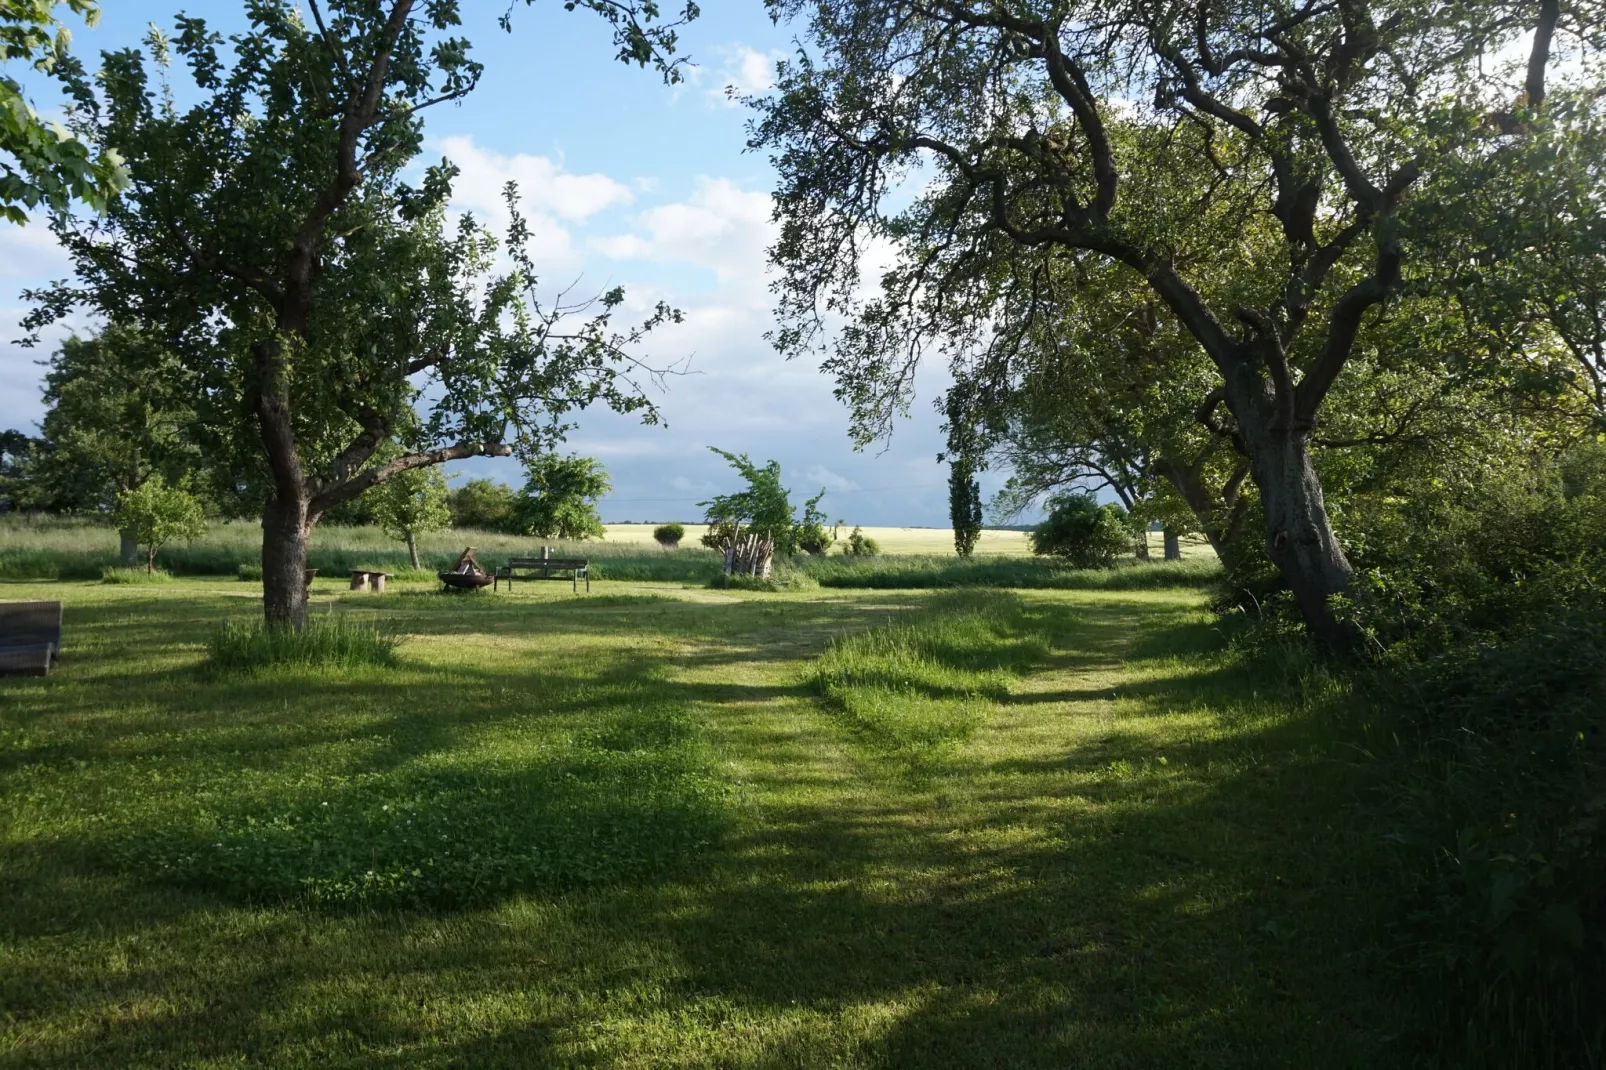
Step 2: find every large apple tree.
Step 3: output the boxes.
[27,0,691,627]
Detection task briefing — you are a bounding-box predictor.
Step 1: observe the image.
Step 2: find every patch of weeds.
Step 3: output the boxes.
[545,593,680,609]
[205,615,398,674]
[386,567,438,583]
[117,702,734,909]
[100,566,175,585]
[709,569,818,592]
[806,590,1056,771]
[236,562,263,581]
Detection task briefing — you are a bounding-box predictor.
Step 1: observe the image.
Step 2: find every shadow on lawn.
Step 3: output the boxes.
[0,586,1403,1067]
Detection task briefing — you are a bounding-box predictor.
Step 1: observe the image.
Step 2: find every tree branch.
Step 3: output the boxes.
[1526,0,1560,106]
[309,439,512,516]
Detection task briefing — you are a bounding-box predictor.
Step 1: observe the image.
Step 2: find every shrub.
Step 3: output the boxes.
[517,454,610,540]
[1319,448,1606,1065]
[1029,493,1131,568]
[113,474,206,574]
[448,478,520,533]
[1375,607,1606,1065]
[101,565,174,584]
[653,522,685,548]
[205,615,398,673]
[843,526,880,556]
[236,562,263,582]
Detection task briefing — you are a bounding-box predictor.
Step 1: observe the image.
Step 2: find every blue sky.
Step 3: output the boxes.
[0,0,1019,526]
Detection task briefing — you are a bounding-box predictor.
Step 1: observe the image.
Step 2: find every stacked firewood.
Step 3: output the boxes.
[722,532,774,577]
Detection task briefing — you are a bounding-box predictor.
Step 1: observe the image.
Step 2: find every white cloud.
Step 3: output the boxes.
[705,45,786,107]
[590,176,774,291]
[439,135,634,222]
[0,223,71,281]
[433,135,638,274]
[804,465,860,492]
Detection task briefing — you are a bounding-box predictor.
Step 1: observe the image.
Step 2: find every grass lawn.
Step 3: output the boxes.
[0,575,1406,1067]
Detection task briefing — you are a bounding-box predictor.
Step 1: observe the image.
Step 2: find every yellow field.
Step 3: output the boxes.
[601,523,1032,555]
[602,524,1216,559]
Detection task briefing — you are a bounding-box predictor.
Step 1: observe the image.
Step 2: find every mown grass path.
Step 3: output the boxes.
[0,580,1407,1067]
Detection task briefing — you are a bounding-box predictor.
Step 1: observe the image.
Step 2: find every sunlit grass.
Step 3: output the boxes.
[0,576,1409,1067]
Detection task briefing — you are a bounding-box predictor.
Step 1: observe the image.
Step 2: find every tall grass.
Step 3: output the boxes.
[205,615,399,674]
[100,566,174,585]
[0,518,724,582]
[807,590,1056,770]
[2,517,1221,589]
[800,553,1219,590]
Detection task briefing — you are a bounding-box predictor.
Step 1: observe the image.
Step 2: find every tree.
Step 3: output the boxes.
[843,526,879,556]
[33,324,198,562]
[699,448,823,573]
[29,0,689,630]
[1409,93,1606,431]
[1,0,125,223]
[795,490,833,553]
[944,387,985,557]
[0,430,43,511]
[1029,493,1132,569]
[112,473,204,573]
[652,521,685,548]
[517,454,610,540]
[751,0,1583,648]
[372,466,451,567]
[448,478,520,533]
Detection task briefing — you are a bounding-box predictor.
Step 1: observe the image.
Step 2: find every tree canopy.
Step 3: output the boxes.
[26,0,691,627]
[0,0,126,222]
[750,0,1600,646]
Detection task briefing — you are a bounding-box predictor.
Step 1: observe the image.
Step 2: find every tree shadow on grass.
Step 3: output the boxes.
[0,588,1406,1067]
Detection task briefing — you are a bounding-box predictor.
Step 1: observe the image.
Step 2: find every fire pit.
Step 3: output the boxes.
[438,547,493,591]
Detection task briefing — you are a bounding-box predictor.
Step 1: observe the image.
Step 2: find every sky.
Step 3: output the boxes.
[0,0,1021,527]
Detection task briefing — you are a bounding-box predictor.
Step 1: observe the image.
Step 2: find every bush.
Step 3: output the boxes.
[1319,448,1606,1065]
[448,478,520,533]
[237,562,263,582]
[653,522,685,548]
[844,526,880,556]
[205,615,398,674]
[1375,606,1606,1065]
[101,565,174,584]
[1029,493,1132,568]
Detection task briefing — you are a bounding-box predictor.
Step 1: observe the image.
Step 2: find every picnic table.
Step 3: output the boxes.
[495,548,591,593]
[0,601,62,676]
[348,569,394,593]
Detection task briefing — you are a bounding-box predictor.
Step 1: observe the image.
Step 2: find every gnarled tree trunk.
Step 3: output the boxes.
[1236,404,1357,651]
[1163,526,1181,561]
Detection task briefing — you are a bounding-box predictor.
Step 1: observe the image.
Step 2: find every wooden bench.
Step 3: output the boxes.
[495,553,591,593]
[0,601,62,677]
[348,569,394,593]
